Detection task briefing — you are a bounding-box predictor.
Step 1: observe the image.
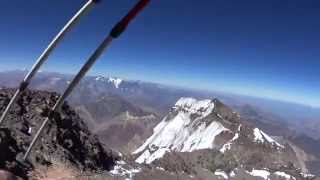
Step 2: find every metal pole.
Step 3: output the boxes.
[0,0,98,125]
[23,0,151,161]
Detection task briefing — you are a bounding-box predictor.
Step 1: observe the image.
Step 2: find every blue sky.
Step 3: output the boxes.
[0,0,319,107]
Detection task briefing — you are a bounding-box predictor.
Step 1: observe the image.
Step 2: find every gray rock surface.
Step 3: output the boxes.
[0,89,117,179]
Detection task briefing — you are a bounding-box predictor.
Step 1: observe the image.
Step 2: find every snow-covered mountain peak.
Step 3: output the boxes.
[95,75,106,81]
[133,97,227,164]
[108,77,123,88]
[95,76,123,88]
[133,97,286,165]
[173,97,215,117]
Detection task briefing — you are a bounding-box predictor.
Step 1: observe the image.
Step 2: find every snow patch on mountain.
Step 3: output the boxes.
[253,128,284,148]
[211,168,297,180]
[214,170,228,179]
[108,77,123,88]
[174,97,215,117]
[220,131,239,153]
[244,169,298,180]
[95,76,123,88]
[110,160,141,180]
[247,169,271,180]
[274,171,296,180]
[229,170,236,177]
[301,172,315,178]
[220,124,242,153]
[135,148,170,164]
[182,121,227,152]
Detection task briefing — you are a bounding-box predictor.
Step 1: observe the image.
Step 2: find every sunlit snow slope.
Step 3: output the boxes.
[133,97,284,164]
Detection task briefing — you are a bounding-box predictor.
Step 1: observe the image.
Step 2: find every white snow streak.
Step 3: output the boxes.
[274,171,296,180]
[247,169,271,180]
[220,124,241,153]
[300,173,315,178]
[27,127,32,135]
[253,128,284,148]
[95,76,123,88]
[229,170,236,177]
[174,97,215,117]
[246,169,296,180]
[220,132,239,153]
[214,170,228,179]
[260,130,284,148]
[108,77,123,88]
[253,128,264,142]
[141,148,170,164]
[182,121,227,152]
[110,161,141,180]
[135,150,151,164]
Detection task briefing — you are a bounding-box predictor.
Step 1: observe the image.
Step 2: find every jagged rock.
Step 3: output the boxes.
[0,128,28,179]
[0,89,117,179]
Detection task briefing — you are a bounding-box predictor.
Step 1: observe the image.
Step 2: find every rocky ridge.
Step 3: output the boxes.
[0,89,117,179]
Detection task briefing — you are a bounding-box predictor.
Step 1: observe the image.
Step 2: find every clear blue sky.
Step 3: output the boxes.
[0,0,319,107]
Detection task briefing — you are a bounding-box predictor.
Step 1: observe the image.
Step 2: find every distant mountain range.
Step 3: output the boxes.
[0,70,208,153]
[1,70,319,137]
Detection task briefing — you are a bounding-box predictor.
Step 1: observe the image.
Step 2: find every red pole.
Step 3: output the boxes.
[110,0,151,38]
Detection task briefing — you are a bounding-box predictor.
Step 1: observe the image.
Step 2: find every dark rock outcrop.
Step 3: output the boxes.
[0,89,117,179]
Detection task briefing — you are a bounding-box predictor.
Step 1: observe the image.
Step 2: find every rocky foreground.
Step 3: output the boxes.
[0,89,117,179]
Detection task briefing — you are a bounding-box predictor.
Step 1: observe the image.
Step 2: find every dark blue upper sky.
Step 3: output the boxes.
[0,0,319,107]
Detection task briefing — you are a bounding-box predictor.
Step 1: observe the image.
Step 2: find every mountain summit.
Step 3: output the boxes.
[133,97,226,163]
[132,97,314,180]
[95,76,123,89]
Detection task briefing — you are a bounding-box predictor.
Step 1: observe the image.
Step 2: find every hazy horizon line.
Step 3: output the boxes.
[1,68,319,110]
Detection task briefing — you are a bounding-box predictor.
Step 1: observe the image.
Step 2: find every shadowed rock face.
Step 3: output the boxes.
[0,89,117,179]
[0,128,27,179]
[0,170,22,180]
